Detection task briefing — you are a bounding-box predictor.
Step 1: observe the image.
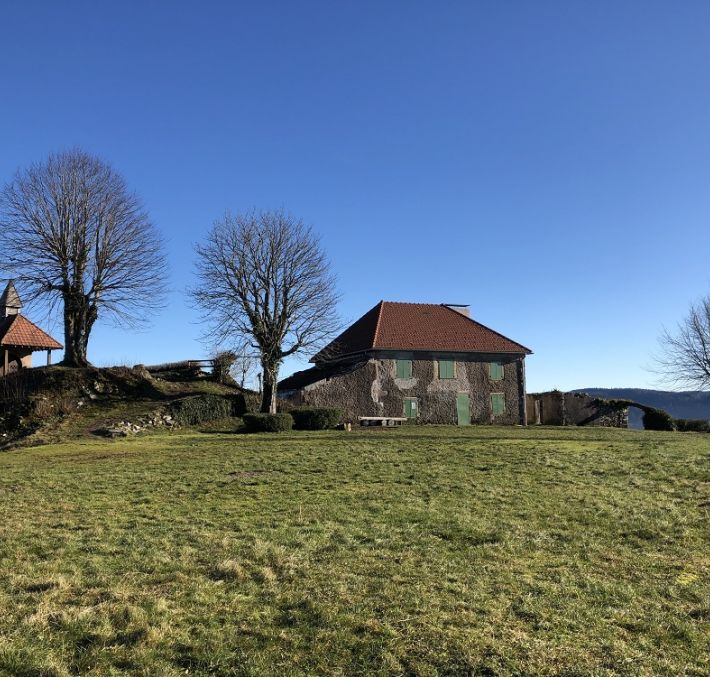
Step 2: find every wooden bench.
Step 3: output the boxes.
[358,416,408,427]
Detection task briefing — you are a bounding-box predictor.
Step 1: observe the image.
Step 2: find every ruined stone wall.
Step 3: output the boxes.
[564,392,602,425]
[296,352,525,424]
[584,406,628,428]
[530,391,565,425]
[526,391,628,428]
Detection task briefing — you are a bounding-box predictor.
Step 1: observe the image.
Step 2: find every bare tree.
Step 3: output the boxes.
[192,209,339,413]
[655,296,710,389]
[232,344,260,389]
[0,149,167,367]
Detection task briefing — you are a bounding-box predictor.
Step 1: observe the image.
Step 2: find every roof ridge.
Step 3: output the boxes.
[439,304,532,354]
[313,299,531,362]
[14,313,49,334]
[372,300,385,348]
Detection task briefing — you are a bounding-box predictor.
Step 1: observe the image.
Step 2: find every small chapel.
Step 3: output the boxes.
[0,280,63,376]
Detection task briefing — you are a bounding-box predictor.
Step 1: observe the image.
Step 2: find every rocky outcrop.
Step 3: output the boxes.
[96,411,177,438]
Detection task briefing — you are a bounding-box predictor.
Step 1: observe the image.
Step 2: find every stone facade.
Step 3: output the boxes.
[1,346,47,376]
[3,348,33,374]
[282,351,527,424]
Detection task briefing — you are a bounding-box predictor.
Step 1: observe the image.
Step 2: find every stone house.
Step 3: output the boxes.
[278,301,532,425]
[0,281,63,376]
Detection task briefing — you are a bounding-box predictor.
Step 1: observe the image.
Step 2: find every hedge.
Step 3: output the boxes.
[242,413,293,432]
[169,394,233,426]
[674,418,710,433]
[642,407,676,431]
[226,392,260,417]
[291,408,342,430]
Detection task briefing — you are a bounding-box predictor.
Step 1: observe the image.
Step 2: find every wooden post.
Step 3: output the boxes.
[3,349,8,376]
[47,350,52,366]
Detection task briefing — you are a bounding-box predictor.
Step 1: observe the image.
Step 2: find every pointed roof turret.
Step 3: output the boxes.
[0,280,22,316]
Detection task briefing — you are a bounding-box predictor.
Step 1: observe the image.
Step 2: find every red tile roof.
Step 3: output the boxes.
[0,314,63,350]
[312,301,531,363]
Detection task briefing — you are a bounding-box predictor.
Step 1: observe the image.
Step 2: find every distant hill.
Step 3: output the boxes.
[573,388,710,429]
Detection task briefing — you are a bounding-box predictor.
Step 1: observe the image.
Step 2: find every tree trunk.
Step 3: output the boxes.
[260,359,278,414]
[61,294,95,367]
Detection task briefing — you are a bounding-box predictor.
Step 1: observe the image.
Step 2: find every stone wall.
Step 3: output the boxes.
[527,391,564,425]
[0,348,33,376]
[526,391,628,428]
[288,352,526,424]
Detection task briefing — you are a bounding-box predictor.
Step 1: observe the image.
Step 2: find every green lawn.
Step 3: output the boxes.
[0,426,708,676]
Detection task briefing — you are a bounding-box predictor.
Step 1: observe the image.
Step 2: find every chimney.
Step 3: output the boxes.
[444,304,470,318]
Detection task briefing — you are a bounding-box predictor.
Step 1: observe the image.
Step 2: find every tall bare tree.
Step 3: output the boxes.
[0,149,167,366]
[655,296,710,389]
[192,209,339,413]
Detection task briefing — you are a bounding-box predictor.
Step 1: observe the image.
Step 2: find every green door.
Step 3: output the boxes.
[404,397,418,419]
[456,394,470,426]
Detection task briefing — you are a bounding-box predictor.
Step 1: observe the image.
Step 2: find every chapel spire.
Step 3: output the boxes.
[0,280,22,318]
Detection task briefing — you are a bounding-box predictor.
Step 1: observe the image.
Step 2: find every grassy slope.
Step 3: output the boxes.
[0,426,708,676]
[3,366,244,448]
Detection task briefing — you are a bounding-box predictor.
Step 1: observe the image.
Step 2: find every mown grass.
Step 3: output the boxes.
[0,426,708,676]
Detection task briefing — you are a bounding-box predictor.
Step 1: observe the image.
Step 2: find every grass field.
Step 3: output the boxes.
[0,425,708,676]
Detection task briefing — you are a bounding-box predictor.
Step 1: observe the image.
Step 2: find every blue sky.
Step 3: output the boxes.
[2,1,710,391]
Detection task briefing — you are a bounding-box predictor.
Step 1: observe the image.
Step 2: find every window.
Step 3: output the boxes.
[438,360,455,379]
[489,362,504,381]
[403,397,418,418]
[491,393,506,416]
[395,359,412,379]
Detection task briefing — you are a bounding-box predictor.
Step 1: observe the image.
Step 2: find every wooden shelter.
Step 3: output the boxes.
[0,281,62,376]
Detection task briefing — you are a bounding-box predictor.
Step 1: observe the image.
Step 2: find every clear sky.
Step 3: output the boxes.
[2,1,710,391]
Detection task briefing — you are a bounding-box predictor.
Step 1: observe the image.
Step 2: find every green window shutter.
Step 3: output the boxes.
[491,393,505,416]
[489,362,504,381]
[396,359,412,379]
[404,398,418,418]
[456,393,471,426]
[439,360,455,379]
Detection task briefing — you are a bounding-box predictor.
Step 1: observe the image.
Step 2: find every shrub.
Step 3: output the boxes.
[674,418,710,433]
[212,351,238,385]
[642,407,676,431]
[291,408,341,430]
[242,413,293,432]
[40,396,77,417]
[223,391,261,417]
[170,394,233,426]
[276,398,296,413]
